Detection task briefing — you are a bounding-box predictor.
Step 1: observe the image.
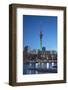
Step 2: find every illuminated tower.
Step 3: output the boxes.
[40,31,43,51]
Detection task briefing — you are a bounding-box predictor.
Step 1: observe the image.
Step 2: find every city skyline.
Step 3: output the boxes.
[23,15,57,51]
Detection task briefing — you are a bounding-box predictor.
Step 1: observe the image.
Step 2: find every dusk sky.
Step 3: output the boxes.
[23,15,57,51]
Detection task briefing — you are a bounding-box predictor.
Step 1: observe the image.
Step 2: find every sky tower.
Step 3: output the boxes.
[40,31,43,51]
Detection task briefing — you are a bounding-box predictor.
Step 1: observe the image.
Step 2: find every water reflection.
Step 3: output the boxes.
[23,59,57,75]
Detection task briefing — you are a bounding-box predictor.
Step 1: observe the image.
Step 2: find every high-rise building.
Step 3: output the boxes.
[42,47,46,52]
[24,46,31,53]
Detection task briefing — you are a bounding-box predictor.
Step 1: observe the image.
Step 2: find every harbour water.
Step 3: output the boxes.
[23,59,57,75]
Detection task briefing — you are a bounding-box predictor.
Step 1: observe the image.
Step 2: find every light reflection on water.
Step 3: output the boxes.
[23,59,57,75]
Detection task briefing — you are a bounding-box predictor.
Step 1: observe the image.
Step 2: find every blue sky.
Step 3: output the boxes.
[23,15,57,50]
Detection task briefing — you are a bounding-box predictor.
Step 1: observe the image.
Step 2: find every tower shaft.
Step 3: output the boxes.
[40,38,42,51]
[40,32,43,51]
